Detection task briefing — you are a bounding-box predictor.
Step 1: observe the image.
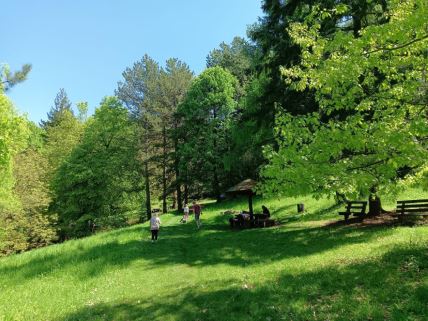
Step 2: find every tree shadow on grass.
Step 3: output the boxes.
[58,245,428,321]
[277,203,342,225]
[0,220,396,286]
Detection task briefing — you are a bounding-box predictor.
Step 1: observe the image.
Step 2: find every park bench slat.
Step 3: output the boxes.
[396,204,428,209]
[395,199,428,219]
[339,201,367,222]
[399,208,428,213]
[396,199,428,204]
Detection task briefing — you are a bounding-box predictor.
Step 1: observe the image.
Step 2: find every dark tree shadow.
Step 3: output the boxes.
[57,246,428,321]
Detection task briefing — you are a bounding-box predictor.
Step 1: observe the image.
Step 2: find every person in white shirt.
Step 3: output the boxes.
[180,204,189,223]
[150,213,161,242]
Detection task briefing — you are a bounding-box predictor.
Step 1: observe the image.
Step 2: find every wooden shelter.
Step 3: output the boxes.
[226,179,257,217]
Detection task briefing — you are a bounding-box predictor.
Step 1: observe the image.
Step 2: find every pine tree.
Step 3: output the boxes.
[40,88,73,128]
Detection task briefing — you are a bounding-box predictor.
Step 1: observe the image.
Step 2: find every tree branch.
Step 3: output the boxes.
[366,34,428,55]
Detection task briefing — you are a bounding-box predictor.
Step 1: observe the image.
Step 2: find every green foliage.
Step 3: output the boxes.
[52,97,143,237]
[177,67,238,198]
[76,101,89,123]
[262,0,428,199]
[13,147,57,249]
[207,37,258,89]
[0,64,32,92]
[226,72,272,180]
[1,113,57,256]
[0,93,30,255]
[43,109,83,179]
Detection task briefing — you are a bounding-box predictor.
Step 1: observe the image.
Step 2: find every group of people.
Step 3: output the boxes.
[149,201,202,243]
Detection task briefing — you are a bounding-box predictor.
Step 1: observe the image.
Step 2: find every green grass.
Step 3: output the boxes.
[1,189,427,321]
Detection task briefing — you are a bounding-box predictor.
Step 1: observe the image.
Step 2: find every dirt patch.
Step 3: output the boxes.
[323,212,427,228]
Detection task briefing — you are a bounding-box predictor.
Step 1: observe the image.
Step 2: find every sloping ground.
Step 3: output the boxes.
[0,190,427,321]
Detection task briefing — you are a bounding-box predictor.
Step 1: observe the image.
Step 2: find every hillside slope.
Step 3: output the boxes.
[1,190,427,321]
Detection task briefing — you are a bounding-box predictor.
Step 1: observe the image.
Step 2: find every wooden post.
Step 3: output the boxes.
[249,192,254,222]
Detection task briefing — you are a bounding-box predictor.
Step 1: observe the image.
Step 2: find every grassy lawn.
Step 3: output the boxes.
[0,189,427,321]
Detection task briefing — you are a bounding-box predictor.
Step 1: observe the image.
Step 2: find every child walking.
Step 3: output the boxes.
[150,213,161,242]
[180,203,189,223]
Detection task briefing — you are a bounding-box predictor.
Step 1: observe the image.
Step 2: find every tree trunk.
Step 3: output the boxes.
[212,107,221,202]
[184,184,189,205]
[367,186,386,216]
[213,170,221,202]
[368,195,383,216]
[162,126,167,214]
[144,161,151,221]
[171,191,176,209]
[174,135,182,212]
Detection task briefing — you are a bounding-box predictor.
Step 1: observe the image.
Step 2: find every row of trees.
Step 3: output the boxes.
[1,0,426,255]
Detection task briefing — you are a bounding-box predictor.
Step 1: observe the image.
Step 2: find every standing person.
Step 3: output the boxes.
[150,213,161,242]
[180,203,189,223]
[193,201,202,229]
[184,203,190,223]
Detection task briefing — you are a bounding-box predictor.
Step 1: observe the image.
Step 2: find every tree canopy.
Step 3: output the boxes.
[261,0,428,199]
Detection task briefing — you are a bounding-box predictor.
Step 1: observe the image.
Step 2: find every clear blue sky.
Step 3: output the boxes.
[2,0,263,123]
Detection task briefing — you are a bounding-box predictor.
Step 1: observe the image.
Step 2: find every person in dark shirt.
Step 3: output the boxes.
[262,205,270,218]
[193,201,202,229]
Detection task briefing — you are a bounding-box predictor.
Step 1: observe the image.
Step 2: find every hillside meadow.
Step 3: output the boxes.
[0,189,427,321]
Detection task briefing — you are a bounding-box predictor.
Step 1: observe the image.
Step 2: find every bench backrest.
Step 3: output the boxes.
[345,201,367,214]
[396,199,428,215]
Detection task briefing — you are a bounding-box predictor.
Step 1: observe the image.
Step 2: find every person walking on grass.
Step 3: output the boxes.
[180,203,189,223]
[150,213,161,242]
[193,201,202,229]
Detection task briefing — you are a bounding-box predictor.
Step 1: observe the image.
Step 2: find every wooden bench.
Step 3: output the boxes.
[395,199,428,220]
[339,201,367,221]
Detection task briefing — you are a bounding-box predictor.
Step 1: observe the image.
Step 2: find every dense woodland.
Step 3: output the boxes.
[1,0,427,255]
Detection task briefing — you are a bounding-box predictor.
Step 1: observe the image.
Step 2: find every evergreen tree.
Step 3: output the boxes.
[0,64,32,92]
[117,56,193,214]
[207,37,258,88]
[116,55,161,218]
[40,88,73,128]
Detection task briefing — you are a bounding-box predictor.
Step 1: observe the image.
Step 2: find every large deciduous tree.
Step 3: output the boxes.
[177,67,238,201]
[52,97,142,238]
[261,0,428,214]
[0,92,30,255]
[13,123,57,249]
